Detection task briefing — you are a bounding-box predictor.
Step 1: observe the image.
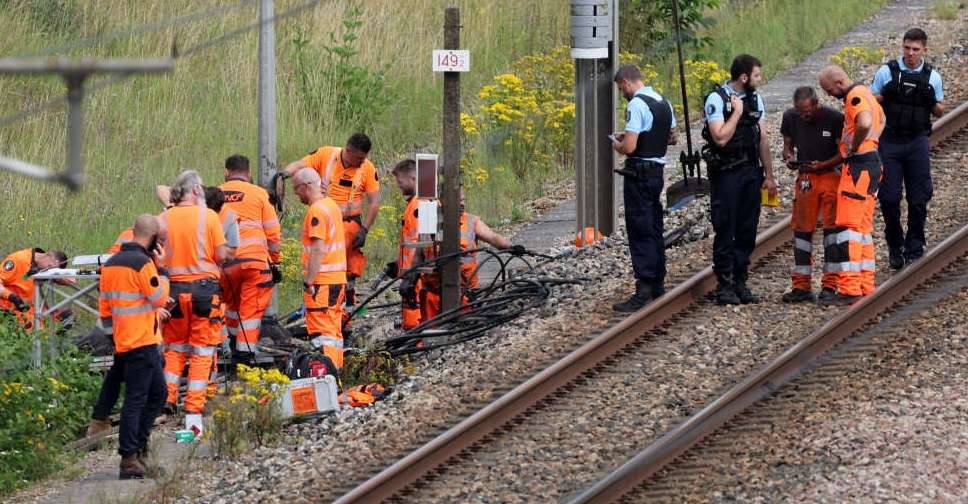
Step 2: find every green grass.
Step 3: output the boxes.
[932,0,961,20]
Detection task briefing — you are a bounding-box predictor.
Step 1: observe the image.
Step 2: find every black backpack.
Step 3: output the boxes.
[284,348,339,382]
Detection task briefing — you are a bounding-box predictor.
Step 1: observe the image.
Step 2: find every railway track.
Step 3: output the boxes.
[332,100,968,503]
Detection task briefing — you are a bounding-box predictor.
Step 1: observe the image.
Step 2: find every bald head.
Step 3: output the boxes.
[294,167,323,205]
[818,65,852,99]
[133,214,160,241]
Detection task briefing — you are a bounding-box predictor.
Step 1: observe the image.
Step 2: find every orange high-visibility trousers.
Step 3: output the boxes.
[342,219,366,280]
[791,170,840,292]
[220,260,273,353]
[402,278,422,330]
[832,153,881,297]
[163,282,221,413]
[305,283,346,369]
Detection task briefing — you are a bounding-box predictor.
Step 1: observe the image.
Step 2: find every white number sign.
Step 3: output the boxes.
[432,50,470,72]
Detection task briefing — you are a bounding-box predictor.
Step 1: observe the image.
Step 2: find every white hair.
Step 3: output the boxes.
[169,170,203,204]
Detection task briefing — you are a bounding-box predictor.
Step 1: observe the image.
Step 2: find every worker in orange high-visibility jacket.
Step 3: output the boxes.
[202,185,239,396]
[407,190,523,322]
[819,66,885,305]
[0,248,67,328]
[158,170,232,415]
[293,168,348,368]
[98,214,171,480]
[283,133,380,311]
[108,228,135,255]
[218,155,282,362]
[386,159,423,329]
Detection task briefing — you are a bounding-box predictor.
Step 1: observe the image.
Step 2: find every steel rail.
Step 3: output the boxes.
[569,100,968,503]
[334,216,792,503]
[571,222,968,504]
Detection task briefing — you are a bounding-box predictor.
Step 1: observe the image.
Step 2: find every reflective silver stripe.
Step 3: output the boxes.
[322,150,340,196]
[111,304,154,316]
[235,339,258,352]
[823,262,840,273]
[832,229,865,244]
[262,218,279,229]
[827,261,862,272]
[240,319,261,330]
[791,265,812,275]
[164,371,181,384]
[192,345,216,356]
[166,343,190,353]
[303,242,345,254]
[318,262,347,272]
[238,221,264,229]
[100,290,144,301]
[238,237,268,248]
[310,335,343,350]
[861,260,876,270]
[794,238,813,252]
[226,326,239,336]
[224,309,239,320]
[147,285,166,304]
[187,380,208,391]
[861,234,873,245]
[824,233,838,246]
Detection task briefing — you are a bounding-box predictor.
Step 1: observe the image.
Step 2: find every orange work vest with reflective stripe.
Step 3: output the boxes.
[303,147,379,217]
[160,205,226,281]
[302,197,347,285]
[108,227,135,254]
[219,179,282,263]
[0,248,37,311]
[99,243,170,353]
[397,196,420,275]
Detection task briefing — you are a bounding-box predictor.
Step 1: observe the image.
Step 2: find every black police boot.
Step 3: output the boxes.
[782,288,816,303]
[714,274,740,306]
[732,271,759,304]
[820,290,863,306]
[888,247,905,270]
[817,287,837,304]
[613,280,655,313]
[651,280,666,300]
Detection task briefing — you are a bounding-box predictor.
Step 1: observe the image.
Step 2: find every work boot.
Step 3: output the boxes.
[714,275,740,305]
[888,247,905,270]
[733,282,760,304]
[782,288,816,303]
[817,287,837,304]
[651,280,666,300]
[162,402,178,417]
[119,454,147,480]
[613,280,655,313]
[138,447,167,479]
[86,418,112,437]
[820,291,863,306]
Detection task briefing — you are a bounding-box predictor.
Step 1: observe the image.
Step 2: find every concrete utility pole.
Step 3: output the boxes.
[570,0,618,244]
[0,58,172,190]
[257,0,278,187]
[440,6,462,312]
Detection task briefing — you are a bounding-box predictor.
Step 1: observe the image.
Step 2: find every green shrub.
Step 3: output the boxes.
[932,0,961,20]
[0,314,100,495]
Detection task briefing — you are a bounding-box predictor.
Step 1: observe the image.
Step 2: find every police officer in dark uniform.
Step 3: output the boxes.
[610,64,677,312]
[701,54,777,305]
[870,28,945,269]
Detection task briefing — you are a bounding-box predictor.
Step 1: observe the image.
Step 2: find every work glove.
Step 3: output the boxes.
[6,293,29,312]
[399,273,417,304]
[508,244,527,257]
[352,226,369,249]
[269,263,283,284]
[383,261,399,279]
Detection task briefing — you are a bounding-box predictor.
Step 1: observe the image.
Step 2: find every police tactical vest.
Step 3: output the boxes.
[881,60,936,137]
[701,87,762,161]
[630,94,673,159]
